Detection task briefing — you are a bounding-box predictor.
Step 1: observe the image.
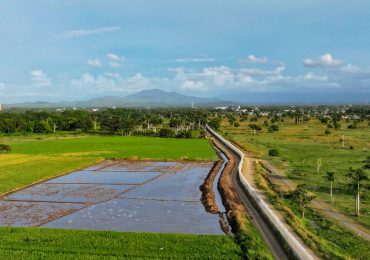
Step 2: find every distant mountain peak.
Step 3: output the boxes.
[4,89,235,108]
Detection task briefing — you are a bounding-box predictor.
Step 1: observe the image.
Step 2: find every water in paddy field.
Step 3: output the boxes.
[0,160,224,235]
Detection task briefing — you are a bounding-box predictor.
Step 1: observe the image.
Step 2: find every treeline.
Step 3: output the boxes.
[0,109,209,137]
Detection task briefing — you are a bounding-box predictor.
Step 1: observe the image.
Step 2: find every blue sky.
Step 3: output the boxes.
[0,0,370,103]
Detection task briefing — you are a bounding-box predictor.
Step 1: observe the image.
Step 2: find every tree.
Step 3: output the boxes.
[324,170,335,202]
[0,144,11,153]
[158,128,175,138]
[33,121,52,133]
[289,184,315,219]
[268,124,279,132]
[208,118,221,130]
[347,167,369,216]
[268,148,279,157]
[364,156,370,169]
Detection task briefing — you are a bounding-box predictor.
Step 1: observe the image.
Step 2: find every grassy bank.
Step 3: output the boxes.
[221,117,370,228]
[0,227,241,259]
[254,161,370,259]
[0,135,216,194]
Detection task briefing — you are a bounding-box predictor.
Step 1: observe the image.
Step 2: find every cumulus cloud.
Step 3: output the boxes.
[109,62,121,68]
[244,54,268,64]
[61,26,120,38]
[302,72,328,81]
[175,57,215,63]
[303,53,342,68]
[181,80,208,91]
[107,53,121,61]
[30,70,52,86]
[87,59,102,67]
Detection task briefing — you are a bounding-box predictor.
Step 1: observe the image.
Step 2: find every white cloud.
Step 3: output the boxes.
[175,57,215,63]
[70,73,121,93]
[30,70,52,86]
[245,54,268,64]
[239,66,285,76]
[181,80,208,91]
[61,26,120,38]
[87,59,102,67]
[303,53,342,68]
[107,53,121,61]
[109,62,121,68]
[302,72,328,81]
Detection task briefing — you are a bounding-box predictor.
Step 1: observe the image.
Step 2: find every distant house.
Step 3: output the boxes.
[215,106,228,110]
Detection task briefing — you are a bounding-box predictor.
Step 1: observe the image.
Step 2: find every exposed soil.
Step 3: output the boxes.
[212,139,247,235]
[200,159,223,214]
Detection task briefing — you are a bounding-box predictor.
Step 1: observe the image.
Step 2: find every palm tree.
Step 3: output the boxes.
[347,167,369,216]
[324,170,335,202]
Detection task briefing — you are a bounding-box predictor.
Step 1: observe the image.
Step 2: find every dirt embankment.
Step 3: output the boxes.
[200,157,223,214]
[214,142,248,234]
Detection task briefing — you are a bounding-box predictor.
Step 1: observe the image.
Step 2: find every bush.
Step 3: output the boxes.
[325,129,331,135]
[158,128,175,138]
[334,122,341,130]
[268,148,279,157]
[234,122,240,127]
[268,125,279,132]
[249,124,262,131]
[176,131,192,139]
[0,144,11,153]
[348,124,357,129]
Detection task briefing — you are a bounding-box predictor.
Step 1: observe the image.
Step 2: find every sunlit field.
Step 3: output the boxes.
[0,135,216,194]
[221,117,370,227]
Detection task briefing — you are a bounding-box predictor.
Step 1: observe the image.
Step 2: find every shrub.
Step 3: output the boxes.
[348,124,357,129]
[176,130,192,139]
[249,124,262,131]
[0,144,11,153]
[234,122,240,127]
[334,122,341,130]
[325,129,331,135]
[158,128,175,138]
[268,148,279,156]
[269,125,279,132]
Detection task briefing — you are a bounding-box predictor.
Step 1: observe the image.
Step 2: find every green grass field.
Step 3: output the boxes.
[0,227,241,259]
[221,117,370,228]
[0,134,242,259]
[0,134,216,194]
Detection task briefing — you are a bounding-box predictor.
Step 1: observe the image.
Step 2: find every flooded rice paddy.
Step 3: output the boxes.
[0,160,224,235]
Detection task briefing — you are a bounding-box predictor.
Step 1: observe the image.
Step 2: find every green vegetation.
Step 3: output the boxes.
[221,117,370,228]
[238,217,274,259]
[254,162,370,259]
[268,148,279,157]
[0,144,11,153]
[0,227,241,259]
[0,135,216,194]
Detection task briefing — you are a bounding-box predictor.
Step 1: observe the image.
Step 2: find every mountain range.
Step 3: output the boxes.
[3,89,236,108]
